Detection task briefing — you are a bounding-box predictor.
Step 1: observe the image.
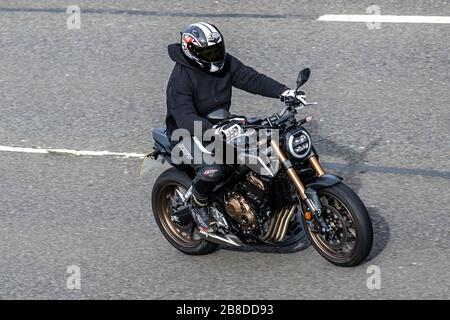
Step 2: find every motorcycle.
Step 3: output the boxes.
[144,68,373,267]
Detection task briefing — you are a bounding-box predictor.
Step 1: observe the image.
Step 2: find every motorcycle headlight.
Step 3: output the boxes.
[286,129,312,159]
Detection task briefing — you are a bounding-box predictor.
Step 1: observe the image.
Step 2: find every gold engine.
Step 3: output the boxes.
[224,173,265,230]
[225,193,257,230]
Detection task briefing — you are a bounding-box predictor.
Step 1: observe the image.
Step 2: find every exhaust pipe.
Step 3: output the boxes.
[199,232,243,247]
[261,208,285,241]
[261,205,297,243]
[275,205,296,242]
[199,205,298,246]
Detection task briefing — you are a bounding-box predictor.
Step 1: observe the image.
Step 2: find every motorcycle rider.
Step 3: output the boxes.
[166,22,298,234]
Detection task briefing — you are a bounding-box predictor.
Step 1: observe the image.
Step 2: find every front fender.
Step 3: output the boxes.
[304,174,343,210]
[305,174,343,191]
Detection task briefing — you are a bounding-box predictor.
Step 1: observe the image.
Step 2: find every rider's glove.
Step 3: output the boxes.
[214,121,243,142]
[280,89,297,102]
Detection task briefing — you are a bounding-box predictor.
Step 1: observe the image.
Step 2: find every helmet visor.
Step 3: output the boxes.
[193,42,225,63]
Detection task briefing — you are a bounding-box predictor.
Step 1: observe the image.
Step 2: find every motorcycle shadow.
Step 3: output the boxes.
[366,207,390,262]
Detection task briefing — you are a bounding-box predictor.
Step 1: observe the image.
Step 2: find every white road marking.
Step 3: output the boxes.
[317,14,450,24]
[0,145,145,158]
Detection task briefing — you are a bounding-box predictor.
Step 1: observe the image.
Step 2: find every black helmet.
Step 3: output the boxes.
[180,22,226,73]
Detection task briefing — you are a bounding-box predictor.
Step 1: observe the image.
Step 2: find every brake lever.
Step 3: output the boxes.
[296,96,308,105]
[296,95,318,107]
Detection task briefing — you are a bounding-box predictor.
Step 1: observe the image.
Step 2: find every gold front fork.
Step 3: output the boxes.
[270,141,326,200]
[271,140,307,200]
[308,155,325,177]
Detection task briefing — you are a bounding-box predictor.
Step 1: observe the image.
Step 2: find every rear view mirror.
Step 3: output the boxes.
[296,68,311,89]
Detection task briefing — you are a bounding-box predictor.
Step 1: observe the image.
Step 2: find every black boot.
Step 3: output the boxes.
[190,194,217,233]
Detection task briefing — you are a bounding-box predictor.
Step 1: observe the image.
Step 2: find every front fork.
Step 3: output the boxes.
[270,141,330,232]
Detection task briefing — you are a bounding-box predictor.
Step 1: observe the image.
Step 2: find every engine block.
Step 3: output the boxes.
[224,173,269,231]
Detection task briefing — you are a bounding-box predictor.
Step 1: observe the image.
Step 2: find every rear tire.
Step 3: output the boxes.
[151,167,219,255]
[302,183,373,267]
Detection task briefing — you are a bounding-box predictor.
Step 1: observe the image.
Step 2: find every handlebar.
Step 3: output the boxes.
[261,94,309,126]
[219,93,316,128]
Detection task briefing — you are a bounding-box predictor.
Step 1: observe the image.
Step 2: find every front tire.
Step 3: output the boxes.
[151,167,219,255]
[302,183,373,267]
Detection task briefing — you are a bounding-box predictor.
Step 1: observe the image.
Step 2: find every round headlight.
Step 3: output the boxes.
[287,129,312,159]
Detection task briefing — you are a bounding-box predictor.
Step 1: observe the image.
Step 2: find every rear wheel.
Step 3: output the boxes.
[151,168,219,255]
[302,183,373,267]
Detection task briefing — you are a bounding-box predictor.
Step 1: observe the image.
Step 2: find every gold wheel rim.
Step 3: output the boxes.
[156,184,200,247]
[307,193,357,260]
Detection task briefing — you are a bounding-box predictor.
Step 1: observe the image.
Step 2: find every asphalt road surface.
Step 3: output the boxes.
[0,1,449,299]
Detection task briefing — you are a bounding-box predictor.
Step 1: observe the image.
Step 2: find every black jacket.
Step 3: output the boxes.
[165,43,288,137]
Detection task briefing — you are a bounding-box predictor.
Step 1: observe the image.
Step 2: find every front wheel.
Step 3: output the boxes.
[302,183,373,267]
